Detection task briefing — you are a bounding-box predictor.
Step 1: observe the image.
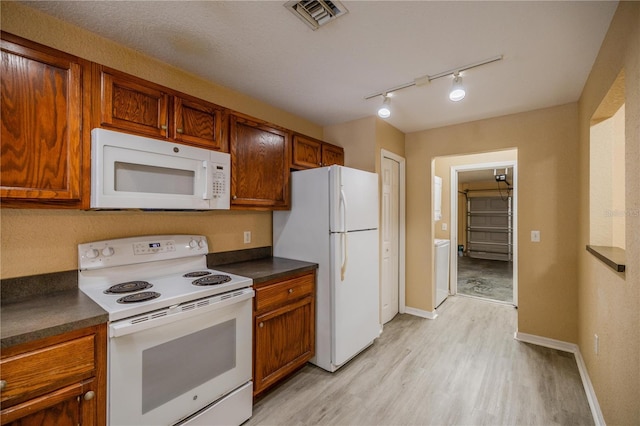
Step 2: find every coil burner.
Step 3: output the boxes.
[183,271,212,278]
[104,281,152,294]
[192,275,232,286]
[116,291,161,304]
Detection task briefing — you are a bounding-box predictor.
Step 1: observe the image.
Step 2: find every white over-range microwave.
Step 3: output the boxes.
[91,128,230,210]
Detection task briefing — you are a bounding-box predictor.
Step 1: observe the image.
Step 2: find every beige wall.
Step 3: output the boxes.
[589,103,626,248]
[324,116,376,172]
[0,2,322,279]
[434,150,517,241]
[577,2,640,425]
[0,209,272,278]
[406,103,580,344]
[375,118,406,164]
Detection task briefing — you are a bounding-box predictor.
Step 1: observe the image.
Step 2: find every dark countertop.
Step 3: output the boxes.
[215,257,318,285]
[1,289,108,349]
[1,253,316,350]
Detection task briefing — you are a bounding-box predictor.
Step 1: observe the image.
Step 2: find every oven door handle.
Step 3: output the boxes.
[109,288,254,338]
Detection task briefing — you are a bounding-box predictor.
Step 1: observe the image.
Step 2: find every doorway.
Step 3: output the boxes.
[380,150,406,324]
[457,170,513,303]
[450,160,518,307]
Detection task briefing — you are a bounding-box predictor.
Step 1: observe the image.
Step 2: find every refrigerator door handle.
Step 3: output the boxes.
[340,188,348,232]
[340,232,348,281]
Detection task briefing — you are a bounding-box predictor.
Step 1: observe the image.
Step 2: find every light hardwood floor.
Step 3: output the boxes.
[247,296,593,426]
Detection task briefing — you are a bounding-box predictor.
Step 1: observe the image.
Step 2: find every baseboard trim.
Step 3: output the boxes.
[514,331,605,426]
[514,331,578,353]
[574,349,606,426]
[404,306,438,320]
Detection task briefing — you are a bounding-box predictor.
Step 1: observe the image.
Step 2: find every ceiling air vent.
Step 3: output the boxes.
[285,0,348,30]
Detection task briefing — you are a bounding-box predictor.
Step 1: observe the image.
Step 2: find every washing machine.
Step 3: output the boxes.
[434,239,450,307]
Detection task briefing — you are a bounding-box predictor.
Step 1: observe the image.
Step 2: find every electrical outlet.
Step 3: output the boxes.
[243,231,251,244]
[442,223,448,231]
[531,230,540,242]
[594,334,599,355]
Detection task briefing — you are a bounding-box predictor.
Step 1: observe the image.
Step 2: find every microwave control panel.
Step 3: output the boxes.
[209,158,230,209]
[212,164,226,199]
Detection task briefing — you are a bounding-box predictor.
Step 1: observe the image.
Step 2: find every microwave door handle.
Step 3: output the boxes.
[202,161,212,200]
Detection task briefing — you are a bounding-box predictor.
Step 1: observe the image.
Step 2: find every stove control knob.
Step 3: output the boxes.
[85,249,99,259]
[198,239,206,249]
[189,239,198,249]
[102,247,115,257]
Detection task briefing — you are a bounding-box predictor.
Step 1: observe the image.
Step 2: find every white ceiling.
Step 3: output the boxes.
[22,1,618,134]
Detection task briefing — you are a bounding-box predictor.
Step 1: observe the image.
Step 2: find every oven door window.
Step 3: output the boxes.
[142,319,236,414]
[108,298,252,425]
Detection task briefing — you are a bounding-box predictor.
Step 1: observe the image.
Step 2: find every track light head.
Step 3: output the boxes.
[378,95,391,118]
[449,72,466,102]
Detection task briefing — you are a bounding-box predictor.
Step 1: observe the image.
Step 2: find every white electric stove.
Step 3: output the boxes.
[78,235,254,426]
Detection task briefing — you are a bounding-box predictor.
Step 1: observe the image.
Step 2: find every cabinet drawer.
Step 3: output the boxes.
[0,335,95,405]
[255,273,314,312]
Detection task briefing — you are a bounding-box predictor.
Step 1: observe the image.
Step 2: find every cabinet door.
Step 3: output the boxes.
[96,66,169,139]
[322,143,344,166]
[0,32,89,207]
[173,96,227,151]
[1,379,97,426]
[0,324,106,426]
[254,296,314,396]
[291,134,322,169]
[229,114,290,209]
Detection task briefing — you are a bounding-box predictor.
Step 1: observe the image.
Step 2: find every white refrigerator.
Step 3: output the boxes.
[273,166,381,372]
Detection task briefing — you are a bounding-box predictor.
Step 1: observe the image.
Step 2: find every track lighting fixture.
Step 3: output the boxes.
[365,54,503,113]
[377,95,391,119]
[449,72,466,102]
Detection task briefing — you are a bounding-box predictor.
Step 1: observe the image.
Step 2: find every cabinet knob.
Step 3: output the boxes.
[259,322,264,328]
[84,391,95,401]
[177,128,184,134]
[288,288,293,294]
[0,380,6,391]
[161,125,168,130]
[232,195,237,200]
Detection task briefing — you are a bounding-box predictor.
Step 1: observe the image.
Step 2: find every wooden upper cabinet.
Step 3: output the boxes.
[96,66,169,139]
[94,65,227,151]
[0,32,90,208]
[230,114,290,210]
[321,143,344,167]
[292,134,322,169]
[291,134,344,170]
[173,95,227,151]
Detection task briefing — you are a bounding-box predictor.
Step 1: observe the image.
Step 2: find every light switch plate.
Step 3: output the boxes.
[531,230,540,242]
[442,223,448,231]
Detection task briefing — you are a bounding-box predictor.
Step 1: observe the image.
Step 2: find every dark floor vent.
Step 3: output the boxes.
[284,0,348,30]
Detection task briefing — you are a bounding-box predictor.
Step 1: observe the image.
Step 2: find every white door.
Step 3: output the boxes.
[381,157,400,324]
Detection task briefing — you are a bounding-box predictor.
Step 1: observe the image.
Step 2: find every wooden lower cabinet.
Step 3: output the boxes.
[253,271,315,397]
[0,324,107,426]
